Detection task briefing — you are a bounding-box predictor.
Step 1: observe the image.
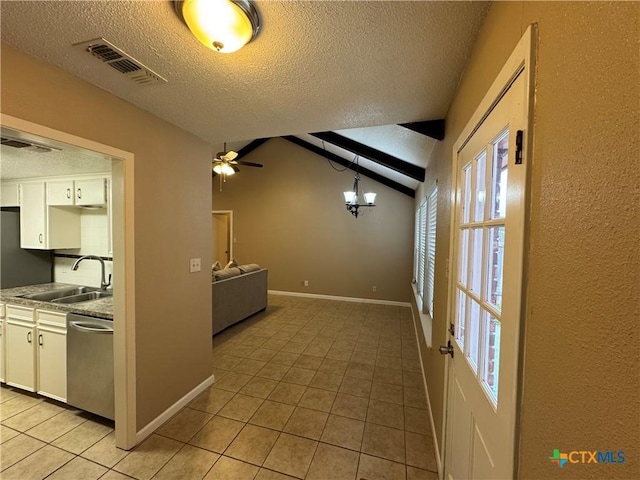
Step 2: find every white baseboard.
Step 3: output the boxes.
[410,303,443,478]
[268,290,411,308]
[135,374,215,444]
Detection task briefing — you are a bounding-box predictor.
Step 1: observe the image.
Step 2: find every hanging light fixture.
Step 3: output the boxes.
[343,158,376,218]
[174,0,261,54]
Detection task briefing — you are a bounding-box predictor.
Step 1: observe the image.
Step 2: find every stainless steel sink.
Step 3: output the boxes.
[51,291,113,304]
[20,286,100,302]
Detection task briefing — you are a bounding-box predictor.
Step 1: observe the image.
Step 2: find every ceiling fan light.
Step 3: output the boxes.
[363,192,377,205]
[213,164,223,174]
[178,0,260,54]
[221,163,235,175]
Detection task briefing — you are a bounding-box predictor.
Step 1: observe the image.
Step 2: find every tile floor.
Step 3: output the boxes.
[0,294,438,480]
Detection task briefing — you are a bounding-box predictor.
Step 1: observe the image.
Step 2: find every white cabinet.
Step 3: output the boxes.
[5,305,36,392]
[76,178,107,206]
[36,310,67,402]
[1,181,20,207]
[0,303,5,383]
[20,182,81,249]
[47,180,75,206]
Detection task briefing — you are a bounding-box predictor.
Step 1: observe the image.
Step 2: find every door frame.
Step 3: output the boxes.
[212,210,233,263]
[441,25,536,477]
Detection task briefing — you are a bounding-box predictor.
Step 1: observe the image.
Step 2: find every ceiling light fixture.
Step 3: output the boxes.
[344,157,376,218]
[173,0,260,54]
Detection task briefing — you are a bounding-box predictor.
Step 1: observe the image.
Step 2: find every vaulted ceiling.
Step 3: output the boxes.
[0,1,489,194]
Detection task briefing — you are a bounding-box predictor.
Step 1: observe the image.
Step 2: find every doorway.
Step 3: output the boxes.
[212,210,233,265]
[443,27,534,479]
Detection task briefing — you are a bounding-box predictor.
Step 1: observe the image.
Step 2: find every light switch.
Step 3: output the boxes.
[189,258,201,273]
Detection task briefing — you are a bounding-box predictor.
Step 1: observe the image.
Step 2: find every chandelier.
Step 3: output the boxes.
[343,159,376,218]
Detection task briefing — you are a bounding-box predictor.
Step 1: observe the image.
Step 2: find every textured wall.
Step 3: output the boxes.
[413,1,639,478]
[212,137,414,303]
[1,44,214,431]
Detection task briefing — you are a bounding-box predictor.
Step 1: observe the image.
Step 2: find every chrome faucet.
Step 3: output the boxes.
[72,255,112,291]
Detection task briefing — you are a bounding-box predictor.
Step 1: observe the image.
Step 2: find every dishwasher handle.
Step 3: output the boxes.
[69,321,113,333]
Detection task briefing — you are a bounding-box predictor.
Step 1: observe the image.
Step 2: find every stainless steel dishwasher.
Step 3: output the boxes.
[67,313,114,420]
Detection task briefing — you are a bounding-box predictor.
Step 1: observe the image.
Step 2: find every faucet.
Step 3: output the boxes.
[72,255,112,291]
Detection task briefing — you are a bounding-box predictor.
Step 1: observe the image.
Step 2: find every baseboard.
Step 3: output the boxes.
[135,374,215,444]
[268,289,411,307]
[410,304,443,478]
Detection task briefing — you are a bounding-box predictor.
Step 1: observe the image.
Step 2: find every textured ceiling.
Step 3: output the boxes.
[0,0,488,187]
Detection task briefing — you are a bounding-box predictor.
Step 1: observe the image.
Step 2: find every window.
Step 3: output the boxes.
[413,184,438,316]
[417,200,427,298]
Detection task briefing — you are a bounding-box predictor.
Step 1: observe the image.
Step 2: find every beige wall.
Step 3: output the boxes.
[1,44,214,431]
[415,1,639,478]
[212,137,414,303]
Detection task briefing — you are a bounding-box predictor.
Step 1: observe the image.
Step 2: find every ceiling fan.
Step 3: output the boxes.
[212,144,263,177]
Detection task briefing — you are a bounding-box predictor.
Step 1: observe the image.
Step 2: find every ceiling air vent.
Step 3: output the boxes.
[0,136,58,152]
[74,38,167,85]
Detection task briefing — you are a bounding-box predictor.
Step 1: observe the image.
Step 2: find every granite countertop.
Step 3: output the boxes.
[0,283,113,319]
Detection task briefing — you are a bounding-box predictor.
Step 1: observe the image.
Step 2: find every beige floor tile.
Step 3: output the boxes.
[302,344,330,358]
[263,433,317,479]
[26,409,90,443]
[402,371,424,389]
[283,407,328,441]
[293,355,322,370]
[309,371,343,392]
[0,424,20,444]
[113,434,183,480]
[100,469,136,480]
[156,407,212,443]
[404,406,431,435]
[407,465,439,480]
[298,388,336,413]
[203,455,259,480]
[402,357,423,374]
[239,377,279,399]
[1,445,73,479]
[331,393,368,421]
[255,467,298,479]
[52,418,114,455]
[1,400,65,432]
[358,453,406,480]
[345,362,375,380]
[350,351,377,366]
[249,348,279,362]
[213,355,245,371]
[271,351,300,366]
[153,444,220,480]
[282,367,316,386]
[354,342,378,354]
[403,388,428,410]
[320,415,364,451]
[261,339,289,352]
[242,336,269,348]
[257,363,292,381]
[267,382,306,406]
[0,386,21,403]
[188,387,235,414]
[225,424,280,466]
[47,456,108,480]
[215,373,253,393]
[318,358,348,375]
[233,358,268,376]
[367,399,405,430]
[377,355,403,370]
[189,415,244,453]
[371,382,404,405]
[325,348,353,362]
[405,431,437,472]
[0,393,43,420]
[306,442,359,480]
[339,376,372,398]
[81,431,129,468]
[249,400,295,430]
[361,423,405,463]
[280,342,307,355]
[374,366,404,386]
[218,394,264,422]
[0,433,46,471]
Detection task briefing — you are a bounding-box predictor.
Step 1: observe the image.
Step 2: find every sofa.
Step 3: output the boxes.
[212,263,268,335]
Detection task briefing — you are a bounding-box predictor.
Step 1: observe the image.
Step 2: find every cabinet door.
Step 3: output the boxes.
[5,322,36,391]
[37,327,66,402]
[47,180,75,206]
[1,182,20,207]
[0,319,4,383]
[19,183,46,249]
[76,178,107,206]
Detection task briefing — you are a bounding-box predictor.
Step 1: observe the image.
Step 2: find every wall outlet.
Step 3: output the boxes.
[189,258,201,273]
[372,286,377,292]
[303,280,309,287]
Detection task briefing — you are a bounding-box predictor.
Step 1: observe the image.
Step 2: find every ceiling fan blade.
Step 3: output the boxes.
[235,160,263,168]
[232,165,240,173]
[223,150,238,161]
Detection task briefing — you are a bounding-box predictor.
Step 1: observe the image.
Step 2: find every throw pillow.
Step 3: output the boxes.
[225,258,239,269]
[212,261,222,272]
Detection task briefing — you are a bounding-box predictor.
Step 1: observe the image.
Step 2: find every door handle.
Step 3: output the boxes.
[38,334,44,346]
[66,188,71,199]
[27,331,32,343]
[77,188,82,199]
[439,340,454,358]
[38,233,43,244]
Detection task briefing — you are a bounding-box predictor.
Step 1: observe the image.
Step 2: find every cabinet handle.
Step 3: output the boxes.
[38,334,44,346]
[27,331,32,343]
[39,233,43,244]
[66,188,71,199]
[77,188,82,199]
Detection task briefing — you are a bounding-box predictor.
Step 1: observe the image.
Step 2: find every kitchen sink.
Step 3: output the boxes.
[20,286,100,302]
[51,291,113,304]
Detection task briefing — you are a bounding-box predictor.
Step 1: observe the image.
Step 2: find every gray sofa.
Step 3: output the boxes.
[212,266,268,335]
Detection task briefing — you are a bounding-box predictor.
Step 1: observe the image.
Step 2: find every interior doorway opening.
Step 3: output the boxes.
[212,210,233,266]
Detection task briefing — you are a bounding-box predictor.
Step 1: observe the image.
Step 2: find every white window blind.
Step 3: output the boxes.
[417,200,427,298]
[414,209,420,283]
[425,186,438,316]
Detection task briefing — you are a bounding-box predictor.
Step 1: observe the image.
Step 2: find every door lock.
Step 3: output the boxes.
[439,340,454,358]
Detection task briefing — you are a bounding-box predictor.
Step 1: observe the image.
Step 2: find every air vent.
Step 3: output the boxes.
[74,38,167,85]
[1,136,57,152]
[1,138,31,148]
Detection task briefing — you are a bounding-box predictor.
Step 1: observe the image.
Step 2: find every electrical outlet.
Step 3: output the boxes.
[304,280,309,287]
[189,258,201,273]
[372,286,377,292]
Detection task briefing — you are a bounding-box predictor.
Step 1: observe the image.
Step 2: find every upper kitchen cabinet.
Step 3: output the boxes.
[20,182,80,249]
[0,181,20,207]
[47,178,107,207]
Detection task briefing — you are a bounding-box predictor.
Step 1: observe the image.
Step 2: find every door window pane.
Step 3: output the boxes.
[456,289,466,350]
[462,164,472,224]
[486,226,505,311]
[470,228,483,295]
[491,132,509,220]
[459,229,469,287]
[474,151,486,222]
[467,300,481,372]
[482,315,501,404]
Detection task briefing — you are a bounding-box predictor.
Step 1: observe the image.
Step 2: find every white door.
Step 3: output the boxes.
[444,43,532,479]
[213,212,232,264]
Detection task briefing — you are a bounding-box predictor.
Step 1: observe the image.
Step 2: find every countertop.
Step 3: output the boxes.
[0,283,113,319]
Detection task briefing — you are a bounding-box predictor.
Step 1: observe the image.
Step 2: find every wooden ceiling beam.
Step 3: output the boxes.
[398,119,445,141]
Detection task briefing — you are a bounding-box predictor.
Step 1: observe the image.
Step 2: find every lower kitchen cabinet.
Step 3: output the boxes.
[1,303,6,383]
[36,310,67,402]
[5,305,36,391]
